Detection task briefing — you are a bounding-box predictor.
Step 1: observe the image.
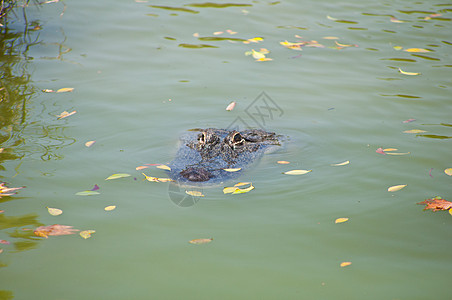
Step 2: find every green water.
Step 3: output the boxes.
[1,0,451,299]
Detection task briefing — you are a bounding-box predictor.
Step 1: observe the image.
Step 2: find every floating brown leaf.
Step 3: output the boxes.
[189,238,213,244]
[417,197,452,212]
[57,110,76,120]
[34,224,79,238]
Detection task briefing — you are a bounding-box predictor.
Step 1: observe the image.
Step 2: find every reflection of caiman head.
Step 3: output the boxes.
[179,128,279,182]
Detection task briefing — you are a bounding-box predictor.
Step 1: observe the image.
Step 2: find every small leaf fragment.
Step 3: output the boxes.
[385,152,410,155]
[156,164,171,171]
[376,148,386,155]
[398,68,420,76]
[403,129,427,133]
[56,87,74,93]
[444,168,452,176]
[223,168,241,172]
[185,190,204,197]
[47,207,63,216]
[403,118,416,123]
[283,169,312,175]
[226,101,236,111]
[383,148,398,152]
[223,186,239,194]
[335,217,349,224]
[42,89,55,93]
[189,238,213,244]
[331,160,350,166]
[388,184,407,192]
[418,197,452,211]
[105,173,131,180]
[85,141,96,147]
[277,160,290,164]
[80,230,95,239]
[142,173,174,182]
[57,110,76,120]
[403,48,430,53]
[232,184,254,194]
[75,190,100,196]
[104,205,116,211]
[340,261,352,267]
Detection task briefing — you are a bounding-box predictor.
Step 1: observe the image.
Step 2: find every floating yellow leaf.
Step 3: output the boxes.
[277,161,290,164]
[223,168,241,172]
[445,168,452,176]
[105,173,131,180]
[393,46,403,50]
[386,152,410,155]
[390,17,404,23]
[383,148,398,152]
[56,87,74,93]
[398,68,420,75]
[449,208,452,216]
[232,184,254,194]
[47,207,63,216]
[335,41,358,48]
[213,31,223,35]
[223,186,239,194]
[136,165,149,170]
[185,190,204,197]
[331,161,350,166]
[223,182,254,194]
[142,173,174,182]
[234,182,251,187]
[283,169,312,175]
[335,217,349,224]
[189,238,213,244]
[104,205,116,211]
[243,37,263,44]
[85,140,96,147]
[80,230,95,239]
[156,164,171,171]
[403,129,427,133]
[226,101,236,111]
[388,184,407,192]
[323,36,339,40]
[326,15,338,21]
[57,110,76,120]
[403,48,430,53]
[75,190,100,196]
[340,261,352,267]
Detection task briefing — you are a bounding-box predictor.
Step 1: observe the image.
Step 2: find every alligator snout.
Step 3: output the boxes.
[180,167,213,182]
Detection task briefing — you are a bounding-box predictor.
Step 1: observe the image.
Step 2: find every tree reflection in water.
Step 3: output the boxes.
[1,4,75,297]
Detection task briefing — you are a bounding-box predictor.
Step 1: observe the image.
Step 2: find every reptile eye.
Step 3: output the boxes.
[232,133,244,146]
[198,133,206,144]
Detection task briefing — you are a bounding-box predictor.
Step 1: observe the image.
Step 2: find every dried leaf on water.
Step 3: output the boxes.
[223,168,241,172]
[417,196,452,212]
[85,141,96,147]
[136,165,150,170]
[403,48,430,53]
[335,217,349,224]
[189,238,213,244]
[185,190,204,197]
[57,110,76,120]
[331,161,350,166]
[283,169,312,175]
[104,205,116,211]
[226,101,236,111]
[105,173,131,180]
[223,182,254,194]
[34,224,79,238]
[56,87,74,93]
[340,261,352,267]
[398,68,420,75]
[47,207,63,216]
[444,168,452,176]
[388,184,407,192]
[277,161,290,164]
[142,173,174,182]
[156,164,171,171]
[403,129,427,133]
[80,230,96,239]
[403,118,416,123]
[75,190,100,196]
